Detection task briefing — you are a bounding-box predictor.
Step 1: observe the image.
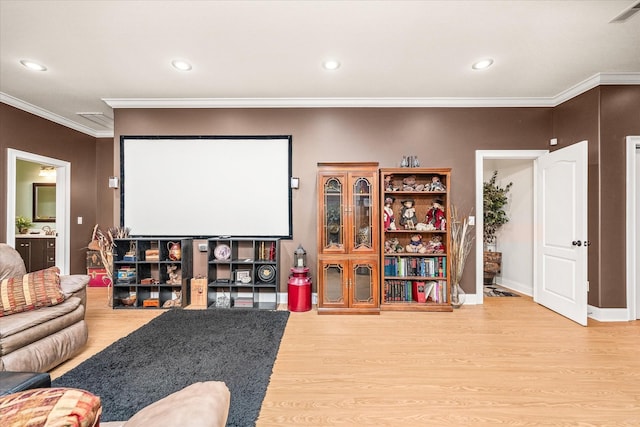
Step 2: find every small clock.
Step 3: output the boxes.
[213,244,231,260]
[257,265,276,283]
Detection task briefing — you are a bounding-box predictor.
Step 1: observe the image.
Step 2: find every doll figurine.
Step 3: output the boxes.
[383,197,396,230]
[399,199,417,230]
[425,198,446,230]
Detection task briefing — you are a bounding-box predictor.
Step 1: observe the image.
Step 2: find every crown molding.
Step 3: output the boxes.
[0,92,113,138]
[102,96,557,109]
[3,72,639,137]
[102,72,640,109]
[553,72,640,106]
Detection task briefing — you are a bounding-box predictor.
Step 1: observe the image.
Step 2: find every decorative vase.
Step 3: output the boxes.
[451,282,466,309]
[167,241,181,261]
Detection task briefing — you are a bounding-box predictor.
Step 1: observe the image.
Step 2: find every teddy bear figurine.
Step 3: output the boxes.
[425,235,445,254]
[406,234,427,254]
[427,176,447,192]
[402,175,425,191]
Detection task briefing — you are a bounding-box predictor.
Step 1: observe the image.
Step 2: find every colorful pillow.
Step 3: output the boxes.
[0,387,102,427]
[0,267,65,317]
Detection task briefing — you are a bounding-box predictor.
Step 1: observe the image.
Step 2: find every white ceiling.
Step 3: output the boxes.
[1,0,640,137]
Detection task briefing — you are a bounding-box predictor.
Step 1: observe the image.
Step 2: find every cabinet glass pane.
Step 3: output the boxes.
[324,178,343,249]
[353,263,373,303]
[323,263,344,303]
[352,177,372,250]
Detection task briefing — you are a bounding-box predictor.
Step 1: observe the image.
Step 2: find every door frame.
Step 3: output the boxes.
[6,149,70,274]
[626,136,640,320]
[474,150,548,304]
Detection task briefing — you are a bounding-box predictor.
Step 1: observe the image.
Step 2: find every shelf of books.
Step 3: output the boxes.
[380,168,453,312]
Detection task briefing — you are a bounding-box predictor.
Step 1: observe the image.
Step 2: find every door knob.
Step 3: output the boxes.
[583,241,591,246]
[572,241,582,246]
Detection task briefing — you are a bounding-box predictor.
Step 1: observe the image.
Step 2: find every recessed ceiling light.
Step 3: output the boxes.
[171,59,192,71]
[322,59,341,71]
[472,58,494,70]
[20,59,47,71]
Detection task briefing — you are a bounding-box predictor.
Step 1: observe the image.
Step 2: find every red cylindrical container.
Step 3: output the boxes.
[288,267,311,312]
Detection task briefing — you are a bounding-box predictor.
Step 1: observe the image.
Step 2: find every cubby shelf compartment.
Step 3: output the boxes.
[207,238,280,310]
[111,238,192,309]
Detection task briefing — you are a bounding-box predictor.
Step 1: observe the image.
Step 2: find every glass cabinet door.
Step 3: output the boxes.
[349,258,378,309]
[351,176,373,253]
[320,175,346,254]
[319,260,348,309]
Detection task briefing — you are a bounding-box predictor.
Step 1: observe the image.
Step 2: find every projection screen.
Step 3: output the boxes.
[121,136,292,238]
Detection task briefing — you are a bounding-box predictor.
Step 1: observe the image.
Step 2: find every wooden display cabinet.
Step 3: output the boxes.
[317,162,379,314]
[380,168,453,312]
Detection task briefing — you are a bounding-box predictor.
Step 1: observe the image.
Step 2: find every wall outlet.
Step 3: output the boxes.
[468,215,475,225]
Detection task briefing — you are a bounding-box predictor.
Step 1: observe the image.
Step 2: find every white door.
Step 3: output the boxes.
[535,141,588,326]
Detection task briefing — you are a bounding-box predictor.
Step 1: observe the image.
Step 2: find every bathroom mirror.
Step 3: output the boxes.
[33,183,56,222]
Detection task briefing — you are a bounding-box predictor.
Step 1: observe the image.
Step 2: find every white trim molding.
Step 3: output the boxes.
[587,305,632,322]
[626,136,640,320]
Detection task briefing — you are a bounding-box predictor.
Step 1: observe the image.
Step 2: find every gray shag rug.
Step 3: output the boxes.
[53,309,289,426]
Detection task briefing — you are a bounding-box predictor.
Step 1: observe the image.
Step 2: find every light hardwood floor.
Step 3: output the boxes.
[52,287,640,426]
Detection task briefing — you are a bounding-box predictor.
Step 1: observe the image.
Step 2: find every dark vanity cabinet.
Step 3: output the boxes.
[15,237,56,272]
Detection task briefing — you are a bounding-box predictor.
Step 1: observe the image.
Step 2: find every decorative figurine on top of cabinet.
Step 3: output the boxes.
[400,199,417,230]
[425,198,446,231]
[427,176,446,192]
[383,197,396,230]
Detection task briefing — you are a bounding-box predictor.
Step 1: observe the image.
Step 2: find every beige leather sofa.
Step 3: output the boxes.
[101,381,231,427]
[0,243,89,372]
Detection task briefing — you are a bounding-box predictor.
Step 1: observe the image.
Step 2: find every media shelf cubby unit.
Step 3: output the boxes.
[111,238,192,309]
[380,168,453,312]
[207,238,280,310]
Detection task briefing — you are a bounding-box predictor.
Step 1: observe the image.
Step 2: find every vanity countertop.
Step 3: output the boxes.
[16,233,56,238]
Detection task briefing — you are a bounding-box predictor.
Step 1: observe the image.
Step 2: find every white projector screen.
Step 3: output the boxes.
[121,136,292,238]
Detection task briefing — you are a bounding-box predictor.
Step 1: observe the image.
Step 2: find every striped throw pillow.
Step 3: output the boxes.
[0,267,65,317]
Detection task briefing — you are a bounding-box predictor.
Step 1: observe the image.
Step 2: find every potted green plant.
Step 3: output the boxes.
[483,170,512,285]
[15,216,32,234]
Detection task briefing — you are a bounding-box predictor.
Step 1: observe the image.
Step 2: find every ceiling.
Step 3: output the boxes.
[1,0,640,137]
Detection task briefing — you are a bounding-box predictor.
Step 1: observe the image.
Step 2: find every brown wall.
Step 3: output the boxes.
[114,107,552,295]
[599,86,640,307]
[552,86,640,307]
[0,103,99,274]
[4,86,638,306]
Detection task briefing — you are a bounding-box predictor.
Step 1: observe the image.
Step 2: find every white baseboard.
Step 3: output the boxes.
[496,278,533,297]
[587,305,633,322]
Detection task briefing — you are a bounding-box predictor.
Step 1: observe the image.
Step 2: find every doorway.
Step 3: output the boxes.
[6,149,70,274]
[474,150,548,304]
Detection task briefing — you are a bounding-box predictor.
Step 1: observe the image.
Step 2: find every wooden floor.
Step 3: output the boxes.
[52,287,640,426]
